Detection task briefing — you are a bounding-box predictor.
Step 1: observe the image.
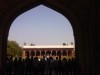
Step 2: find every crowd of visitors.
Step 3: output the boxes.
[6,55,81,75]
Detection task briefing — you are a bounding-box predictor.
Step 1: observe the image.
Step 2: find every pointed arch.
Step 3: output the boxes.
[1,1,83,75]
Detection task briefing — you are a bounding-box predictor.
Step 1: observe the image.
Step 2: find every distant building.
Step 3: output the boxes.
[22,45,75,59]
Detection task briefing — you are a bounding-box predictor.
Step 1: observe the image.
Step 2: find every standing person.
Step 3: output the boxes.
[25,55,31,75]
[54,57,59,75]
[49,57,54,75]
[45,58,49,75]
[17,57,23,75]
[68,59,73,75]
[58,56,62,75]
[39,59,45,75]
[6,56,10,75]
[13,57,18,75]
[30,56,34,75]
[8,56,13,75]
[61,58,67,75]
[33,57,39,75]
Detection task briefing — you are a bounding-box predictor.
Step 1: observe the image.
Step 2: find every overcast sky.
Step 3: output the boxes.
[8,5,74,46]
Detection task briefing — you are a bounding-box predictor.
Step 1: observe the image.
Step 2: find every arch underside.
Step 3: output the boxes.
[0,0,98,75]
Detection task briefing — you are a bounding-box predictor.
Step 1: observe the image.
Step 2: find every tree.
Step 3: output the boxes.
[71,42,74,45]
[7,40,22,57]
[63,43,66,45]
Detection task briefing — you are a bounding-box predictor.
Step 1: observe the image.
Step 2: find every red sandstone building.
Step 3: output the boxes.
[22,45,75,59]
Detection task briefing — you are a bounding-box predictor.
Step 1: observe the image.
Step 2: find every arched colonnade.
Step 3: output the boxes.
[22,47,75,58]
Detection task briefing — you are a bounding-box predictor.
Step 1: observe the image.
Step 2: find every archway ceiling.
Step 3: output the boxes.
[0,0,89,24]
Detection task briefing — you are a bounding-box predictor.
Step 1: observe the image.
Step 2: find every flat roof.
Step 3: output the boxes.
[23,45,75,49]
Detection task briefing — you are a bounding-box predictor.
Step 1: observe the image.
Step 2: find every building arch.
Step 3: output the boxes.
[52,50,56,56]
[46,50,51,55]
[0,0,84,75]
[68,50,72,56]
[57,50,61,56]
[41,51,45,56]
[25,51,29,57]
[36,51,40,56]
[62,50,67,56]
[4,1,79,60]
[0,0,99,75]
[31,51,35,56]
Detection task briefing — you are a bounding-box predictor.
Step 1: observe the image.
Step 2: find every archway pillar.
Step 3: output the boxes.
[50,50,52,56]
[40,50,41,56]
[0,0,99,75]
[61,50,63,56]
[55,51,57,56]
[0,39,2,73]
[56,51,57,56]
[66,50,68,56]
[0,42,2,74]
[29,51,31,57]
[22,51,25,58]
[34,50,36,56]
[45,50,46,56]
[0,34,7,75]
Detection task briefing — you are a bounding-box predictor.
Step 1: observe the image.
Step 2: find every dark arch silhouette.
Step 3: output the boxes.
[52,50,56,56]
[57,50,61,56]
[25,51,29,57]
[0,0,98,75]
[1,1,82,75]
[68,50,72,56]
[31,51,35,56]
[41,51,45,56]
[5,0,78,59]
[62,50,67,56]
[36,51,40,56]
[46,50,51,55]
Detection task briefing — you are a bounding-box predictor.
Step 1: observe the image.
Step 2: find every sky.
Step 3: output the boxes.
[8,5,74,46]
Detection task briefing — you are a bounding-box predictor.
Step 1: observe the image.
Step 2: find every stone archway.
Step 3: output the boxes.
[31,51,35,56]
[68,50,72,56]
[52,50,56,56]
[0,1,81,75]
[46,50,51,55]
[57,50,61,56]
[25,51,29,57]
[41,51,45,56]
[0,0,98,75]
[0,1,80,74]
[36,51,40,56]
[62,50,67,56]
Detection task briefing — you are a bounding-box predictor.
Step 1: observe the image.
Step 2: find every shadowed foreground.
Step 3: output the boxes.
[6,56,81,75]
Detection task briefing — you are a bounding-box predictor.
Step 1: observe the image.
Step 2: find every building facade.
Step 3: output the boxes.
[22,45,75,59]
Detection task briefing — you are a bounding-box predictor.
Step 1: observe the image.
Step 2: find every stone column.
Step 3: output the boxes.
[45,51,46,56]
[22,51,25,59]
[72,49,75,57]
[0,44,1,75]
[50,50,52,56]
[61,50,63,56]
[56,51,57,56]
[29,51,31,57]
[34,50,36,56]
[66,50,68,56]
[40,50,41,56]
